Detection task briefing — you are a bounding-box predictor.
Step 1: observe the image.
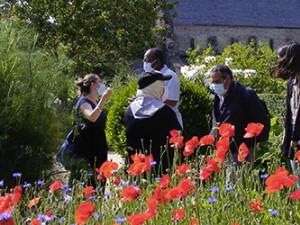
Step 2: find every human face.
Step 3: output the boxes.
[143,49,158,71]
[210,72,231,89]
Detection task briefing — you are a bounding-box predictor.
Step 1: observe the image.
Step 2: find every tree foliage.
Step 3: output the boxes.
[11,0,175,75]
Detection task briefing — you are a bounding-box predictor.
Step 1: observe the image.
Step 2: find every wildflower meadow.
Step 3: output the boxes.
[1,122,300,225]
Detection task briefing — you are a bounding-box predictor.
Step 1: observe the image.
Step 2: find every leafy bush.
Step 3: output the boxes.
[184,42,285,95]
[179,76,212,140]
[0,19,73,185]
[106,78,138,156]
[106,76,212,156]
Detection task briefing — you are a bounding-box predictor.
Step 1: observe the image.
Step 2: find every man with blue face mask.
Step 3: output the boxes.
[210,65,269,163]
[143,47,183,128]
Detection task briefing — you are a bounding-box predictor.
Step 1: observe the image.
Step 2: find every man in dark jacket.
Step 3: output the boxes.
[210,65,269,163]
[123,72,182,174]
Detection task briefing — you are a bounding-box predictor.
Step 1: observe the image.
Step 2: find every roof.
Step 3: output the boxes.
[173,0,300,28]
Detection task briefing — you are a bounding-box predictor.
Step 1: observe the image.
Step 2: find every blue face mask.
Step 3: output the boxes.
[97,83,106,96]
[143,62,154,72]
[211,83,227,96]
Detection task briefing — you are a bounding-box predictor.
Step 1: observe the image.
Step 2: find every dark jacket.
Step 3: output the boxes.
[123,96,181,172]
[213,81,267,153]
[282,78,300,159]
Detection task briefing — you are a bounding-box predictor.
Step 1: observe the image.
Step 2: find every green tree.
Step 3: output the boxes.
[11,0,175,75]
[0,18,73,185]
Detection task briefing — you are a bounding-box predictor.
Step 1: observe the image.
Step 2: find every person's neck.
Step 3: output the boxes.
[156,64,165,71]
[85,93,98,103]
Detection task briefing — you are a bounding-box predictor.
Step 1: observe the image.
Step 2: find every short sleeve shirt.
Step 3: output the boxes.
[160,65,183,128]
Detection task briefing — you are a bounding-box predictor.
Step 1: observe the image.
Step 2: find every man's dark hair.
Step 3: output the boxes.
[210,64,233,79]
[152,47,166,65]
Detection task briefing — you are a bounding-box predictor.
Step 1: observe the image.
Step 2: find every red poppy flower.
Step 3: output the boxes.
[83,186,95,198]
[164,187,182,202]
[199,167,213,181]
[214,146,229,163]
[178,177,195,197]
[146,197,158,215]
[190,218,199,225]
[126,211,155,225]
[0,217,15,225]
[183,136,199,157]
[231,222,240,225]
[265,167,298,194]
[238,142,249,162]
[114,175,121,186]
[27,197,41,208]
[206,157,222,173]
[121,186,141,201]
[96,161,118,179]
[216,137,230,151]
[127,154,153,176]
[75,201,94,225]
[176,163,190,175]
[295,150,300,162]
[160,174,171,188]
[31,218,41,225]
[169,130,184,149]
[12,186,22,205]
[199,135,215,146]
[244,123,264,138]
[171,208,185,221]
[219,123,235,138]
[289,189,300,200]
[49,180,63,192]
[45,210,53,217]
[249,197,264,212]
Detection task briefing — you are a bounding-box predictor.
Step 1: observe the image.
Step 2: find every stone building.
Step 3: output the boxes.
[172,0,300,53]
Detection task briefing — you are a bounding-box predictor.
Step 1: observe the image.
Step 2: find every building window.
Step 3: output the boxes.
[269,39,274,50]
[247,36,257,48]
[190,38,195,49]
[207,36,218,53]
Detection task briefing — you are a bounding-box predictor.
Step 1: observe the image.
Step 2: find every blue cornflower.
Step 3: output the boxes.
[269,209,278,216]
[0,212,12,221]
[87,172,93,177]
[89,196,96,201]
[260,173,268,180]
[36,179,45,186]
[226,186,233,192]
[22,182,31,189]
[208,197,217,204]
[12,172,21,178]
[37,214,52,222]
[211,186,220,193]
[116,216,127,223]
[150,161,157,167]
[0,180,4,188]
[63,194,72,202]
[154,177,161,182]
[62,184,72,193]
[104,191,111,199]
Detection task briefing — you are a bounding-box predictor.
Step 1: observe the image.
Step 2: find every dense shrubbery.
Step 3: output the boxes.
[0,19,73,185]
[106,75,212,156]
[184,42,285,94]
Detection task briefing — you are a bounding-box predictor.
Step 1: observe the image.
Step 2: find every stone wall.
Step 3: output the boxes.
[174,25,300,52]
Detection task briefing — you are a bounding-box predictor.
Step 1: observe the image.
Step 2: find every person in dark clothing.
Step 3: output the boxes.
[271,41,300,188]
[210,65,269,163]
[123,72,182,175]
[72,74,112,186]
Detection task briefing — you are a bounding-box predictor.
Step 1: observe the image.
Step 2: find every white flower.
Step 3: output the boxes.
[47,16,56,24]
[243,69,257,78]
[225,57,233,66]
[54,98,62,105]
[204,56,216,63]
